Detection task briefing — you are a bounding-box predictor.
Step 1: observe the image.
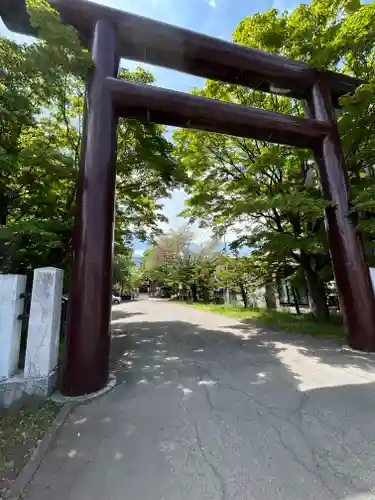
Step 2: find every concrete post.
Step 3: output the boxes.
[24,267,63,395]
[0,274,26,379]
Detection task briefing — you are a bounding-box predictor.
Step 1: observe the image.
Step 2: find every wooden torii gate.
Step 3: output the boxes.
[2,0,375,396]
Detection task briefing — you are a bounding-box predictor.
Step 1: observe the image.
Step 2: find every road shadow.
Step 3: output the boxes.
[109,315,375,498]
[110,318,293,385]
[111,310,143,322]
[111,315,375,385]
[20,309,375,500]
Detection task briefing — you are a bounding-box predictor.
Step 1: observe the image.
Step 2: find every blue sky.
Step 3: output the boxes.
[1,0,296,257]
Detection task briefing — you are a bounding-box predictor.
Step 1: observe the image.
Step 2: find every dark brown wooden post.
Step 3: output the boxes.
[61,20,119,396]
[308,81,375,351]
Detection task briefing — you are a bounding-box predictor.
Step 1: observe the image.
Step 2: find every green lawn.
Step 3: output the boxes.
[189,303,345,341]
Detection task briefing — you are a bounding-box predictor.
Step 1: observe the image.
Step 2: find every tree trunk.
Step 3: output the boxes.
[291,286,301,315]
[203,287,210,304]
[301,255,329,321]
[191,283,198,302]
[265,275,277,309]
[239,282,248,308]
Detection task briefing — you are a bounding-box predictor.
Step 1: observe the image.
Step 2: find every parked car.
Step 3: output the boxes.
[112,295,121,305]
[121,292,132,301]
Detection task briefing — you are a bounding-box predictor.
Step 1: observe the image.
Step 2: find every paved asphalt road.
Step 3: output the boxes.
[24,297,375,500]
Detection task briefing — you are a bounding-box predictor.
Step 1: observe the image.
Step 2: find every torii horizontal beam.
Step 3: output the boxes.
[1,0,364,104]
[107,77,331,148]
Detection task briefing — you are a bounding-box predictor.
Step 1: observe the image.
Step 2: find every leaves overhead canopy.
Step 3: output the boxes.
[174,0,375,283]
[0,0,183,277]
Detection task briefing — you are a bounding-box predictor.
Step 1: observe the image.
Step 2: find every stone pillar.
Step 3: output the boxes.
[24,267,63,395]
[0,274,26,379]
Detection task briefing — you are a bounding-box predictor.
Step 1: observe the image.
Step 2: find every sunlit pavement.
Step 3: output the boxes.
[25,297,375,499]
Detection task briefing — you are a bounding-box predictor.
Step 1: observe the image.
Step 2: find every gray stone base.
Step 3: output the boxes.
[0,372,25,408]
[0,370,58,408]
[24,369,58,397]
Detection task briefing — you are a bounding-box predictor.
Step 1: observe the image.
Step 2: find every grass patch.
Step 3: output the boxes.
[0,399,61,497]
[189,303,345,340]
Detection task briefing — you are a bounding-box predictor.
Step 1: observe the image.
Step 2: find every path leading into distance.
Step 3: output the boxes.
[24,297,375,500]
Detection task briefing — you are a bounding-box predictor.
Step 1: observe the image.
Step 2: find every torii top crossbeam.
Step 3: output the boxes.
[0,0,362,105]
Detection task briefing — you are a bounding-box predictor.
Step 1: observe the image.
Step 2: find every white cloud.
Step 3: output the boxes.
[209,0,217,7]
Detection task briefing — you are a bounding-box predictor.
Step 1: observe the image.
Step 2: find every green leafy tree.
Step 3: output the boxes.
[174,109,332,319]
[216,252,278,309]
[142,228,219,301]
[0,0,181,281]
[142,228,194,296]
[174,0,375,320]
[0,0,88,276]
[113,248,141,294]
[234,0,375,243]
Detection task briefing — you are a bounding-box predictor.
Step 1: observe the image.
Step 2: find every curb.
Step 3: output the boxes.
[50,373,117,404]
[5,403,74,500]
[341,345,375,356]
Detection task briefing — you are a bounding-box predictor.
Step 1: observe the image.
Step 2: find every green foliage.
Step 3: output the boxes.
[174,0,375,319]
[113,248,141,293]
[141,228,221,299]
[0,0,181,278]
[140,228,278,308]
[216,254,259,294]
[174,102,331,315]
[233,0,375,235]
